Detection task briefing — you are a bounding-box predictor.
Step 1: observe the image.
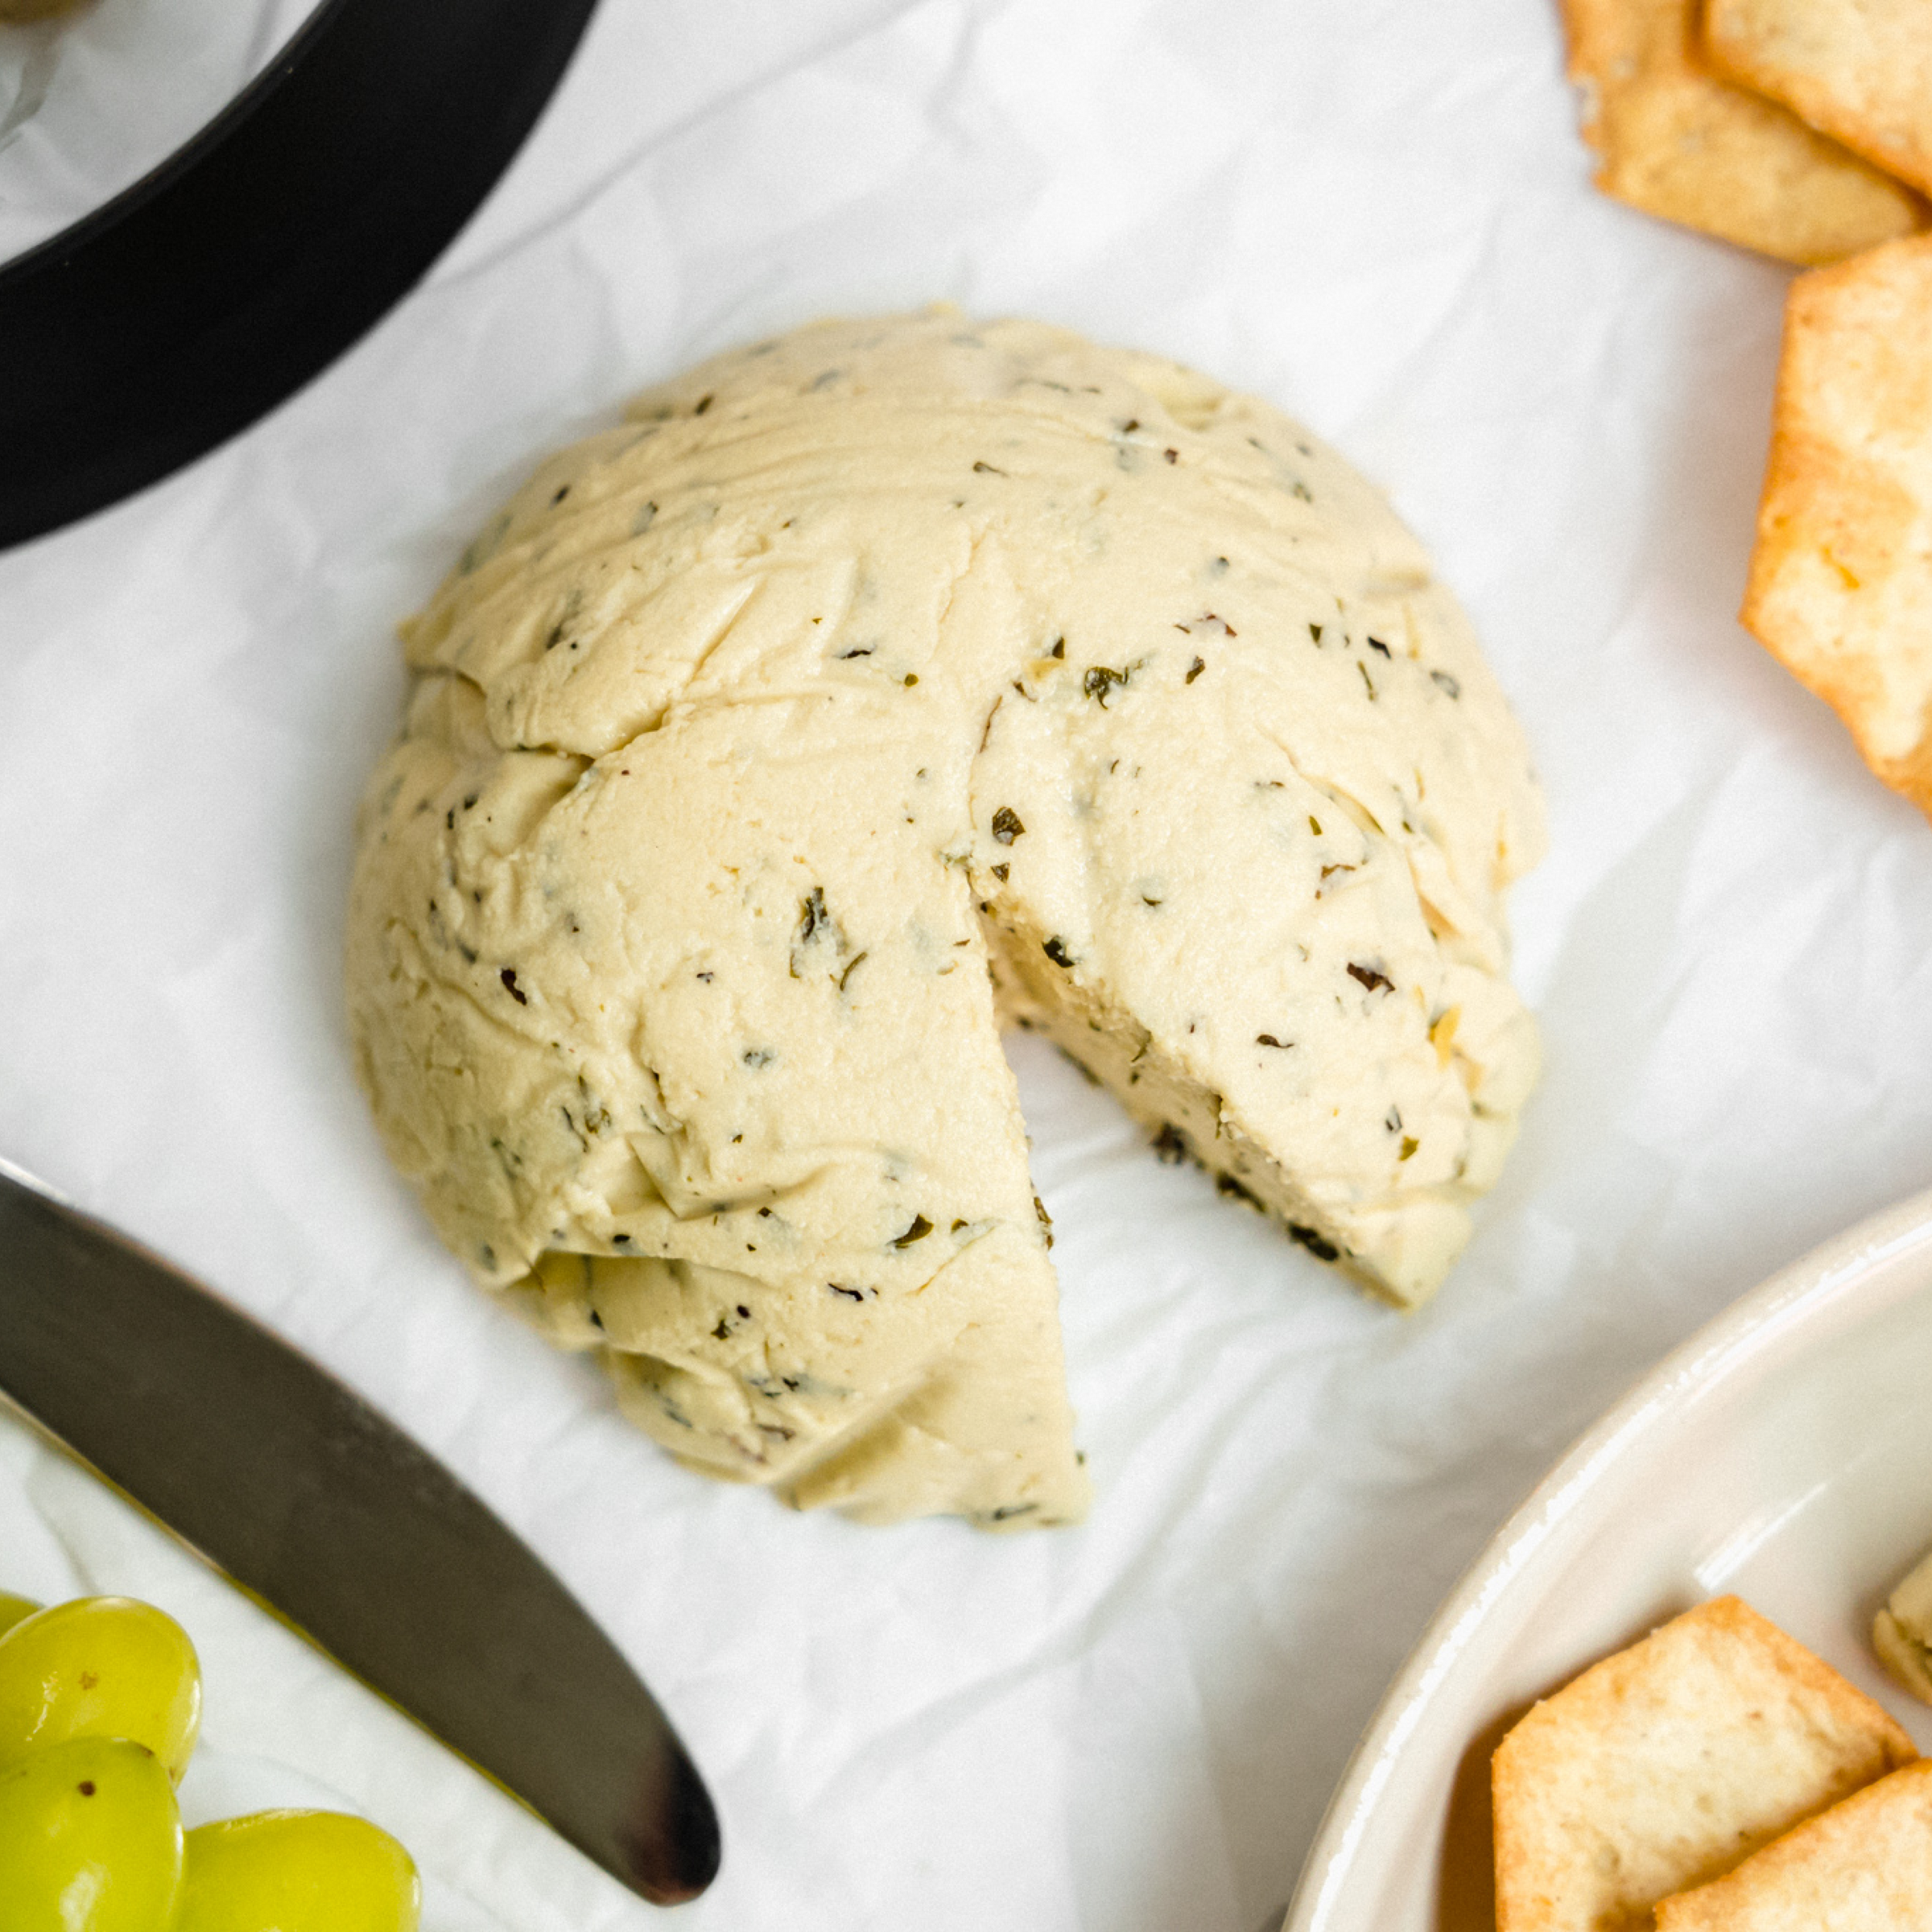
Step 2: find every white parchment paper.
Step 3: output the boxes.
[4,2,1932,1927]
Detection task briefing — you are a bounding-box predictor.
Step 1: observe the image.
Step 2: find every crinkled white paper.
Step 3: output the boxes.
[4,2,1932,1929]
[0,0,317,262]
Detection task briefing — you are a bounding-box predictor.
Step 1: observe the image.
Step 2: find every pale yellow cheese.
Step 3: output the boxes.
[345,312,1543,1525]
[1875,1544,1932,1703]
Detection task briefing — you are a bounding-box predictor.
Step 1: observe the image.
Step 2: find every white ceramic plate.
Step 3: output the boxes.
[1283,1188,1932,1932]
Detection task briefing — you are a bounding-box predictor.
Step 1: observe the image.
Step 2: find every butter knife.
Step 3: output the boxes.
[0,1161,720,1905]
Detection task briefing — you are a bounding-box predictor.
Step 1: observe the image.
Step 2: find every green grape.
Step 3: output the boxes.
[0,1735,184,1932]
[0,1596,202,1781]
[178,1810,422,1932]
[0,1591,39,1641]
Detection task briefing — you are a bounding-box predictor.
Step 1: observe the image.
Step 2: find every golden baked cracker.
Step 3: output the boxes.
[1705,0,1932,200]
[1654,1758,1932,1930]
[1742,233,1932,817]
[1559,0,1925,264]
[1492,1596,1918,1932]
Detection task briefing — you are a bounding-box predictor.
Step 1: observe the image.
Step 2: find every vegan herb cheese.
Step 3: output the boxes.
[346,312,1544,1527]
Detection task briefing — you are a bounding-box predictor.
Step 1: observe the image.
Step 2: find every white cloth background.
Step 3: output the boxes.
[2,3,1930,1928]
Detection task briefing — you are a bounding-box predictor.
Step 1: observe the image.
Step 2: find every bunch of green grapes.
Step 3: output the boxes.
[0,1590,419,1932]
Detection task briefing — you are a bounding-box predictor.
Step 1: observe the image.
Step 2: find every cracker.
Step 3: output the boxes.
[1558,0,1924,264]
[1705,0,1932,200]
[1654,1758,1932,1930]
[1741,233,1932,817]
[1492,1596,1918,1932]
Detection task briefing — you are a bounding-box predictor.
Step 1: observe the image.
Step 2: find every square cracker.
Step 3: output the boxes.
[1560,0,1925,264]
[1492,1596,1918,1932]
[1705,0,1932,200]
[1654,1758,1932,1929]
[1742,232,1932,818]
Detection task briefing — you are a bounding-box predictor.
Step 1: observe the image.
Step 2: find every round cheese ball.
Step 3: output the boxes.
[346,312,1543,1528]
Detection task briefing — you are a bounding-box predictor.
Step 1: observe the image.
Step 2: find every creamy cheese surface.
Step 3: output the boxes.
[345,312,1545,1527]
[1876,1546,1932,1703]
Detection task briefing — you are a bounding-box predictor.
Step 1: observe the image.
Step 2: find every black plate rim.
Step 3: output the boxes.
[0,0,353,282]
[0,0,603,550]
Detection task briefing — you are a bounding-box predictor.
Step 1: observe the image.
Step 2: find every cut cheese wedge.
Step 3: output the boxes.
[346,312,1543,1524]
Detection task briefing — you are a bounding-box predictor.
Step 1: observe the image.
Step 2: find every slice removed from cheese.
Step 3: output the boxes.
[1874,1544,1932,1703]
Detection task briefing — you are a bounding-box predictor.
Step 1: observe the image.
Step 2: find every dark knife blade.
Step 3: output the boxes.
[0,1162,720,1905]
